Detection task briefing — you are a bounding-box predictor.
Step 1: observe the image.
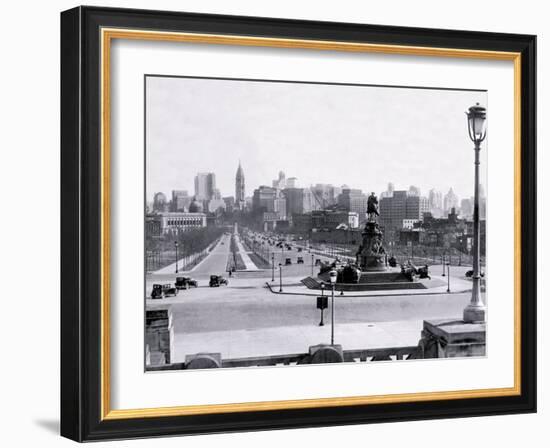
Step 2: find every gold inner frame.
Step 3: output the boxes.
[100,27,522,420]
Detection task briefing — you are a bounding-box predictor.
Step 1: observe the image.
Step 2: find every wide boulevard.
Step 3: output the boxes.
[146,231,480,361]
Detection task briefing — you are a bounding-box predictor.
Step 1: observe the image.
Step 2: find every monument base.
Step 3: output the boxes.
[306,269,427,292]
[419,318,486,358]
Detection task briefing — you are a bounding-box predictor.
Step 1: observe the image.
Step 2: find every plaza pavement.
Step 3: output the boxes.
[171,320,422,361]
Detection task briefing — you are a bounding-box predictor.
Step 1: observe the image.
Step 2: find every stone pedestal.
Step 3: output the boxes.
[145,308,174,366]
[356,221,387,272]
[419,318,486,358]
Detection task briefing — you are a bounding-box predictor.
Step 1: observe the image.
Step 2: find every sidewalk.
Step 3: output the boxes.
[234,233,259,271]
[172,320,423,361]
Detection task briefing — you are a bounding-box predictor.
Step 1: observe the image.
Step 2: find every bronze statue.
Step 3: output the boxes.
[367,192,379,218]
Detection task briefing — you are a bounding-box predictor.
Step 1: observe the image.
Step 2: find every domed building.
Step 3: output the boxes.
[153,192,167,212]
[188,197,204,213]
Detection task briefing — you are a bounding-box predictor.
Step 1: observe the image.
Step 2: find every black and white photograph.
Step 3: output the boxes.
[144,75,488,370]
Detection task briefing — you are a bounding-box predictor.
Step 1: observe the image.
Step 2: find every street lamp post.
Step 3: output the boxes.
[447,263,451,293]
[464,103,487,323]
[174,241,179,274]
[329,269,337,345]
[279,263,283,292]
[319,282,326,326]
[441,253,446,276]
[311,253,314,276]
[271,253,275,282]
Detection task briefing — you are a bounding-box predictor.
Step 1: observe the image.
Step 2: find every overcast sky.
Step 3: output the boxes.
[146,76,487,202]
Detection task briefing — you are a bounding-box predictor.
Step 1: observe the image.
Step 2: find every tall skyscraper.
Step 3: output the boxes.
[252,186,277,213]
[283,187,319,216]
[380,190,429,229]
[311,183,340,208]
[408,185,421,197]
[444,188,459,214]
[235,161,246,210]
[194,172,216,201]
[286,177,298,188]
[272,171,286,190]
[460,198,473,218]
[171,190,191,212]
[380,182,395,199]
[337,189,368,217]
[428,188,443,217]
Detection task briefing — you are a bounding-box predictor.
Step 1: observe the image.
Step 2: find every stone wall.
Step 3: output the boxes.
[145,308,173,366]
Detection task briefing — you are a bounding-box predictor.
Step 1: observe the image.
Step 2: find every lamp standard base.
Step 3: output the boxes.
[463,305,486,324]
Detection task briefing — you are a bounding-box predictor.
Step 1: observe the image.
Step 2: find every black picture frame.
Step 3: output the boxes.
[61,5,536,442]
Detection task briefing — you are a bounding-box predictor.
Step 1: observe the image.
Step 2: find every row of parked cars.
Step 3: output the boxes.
[283,256,306,265]
[150,275,228,299]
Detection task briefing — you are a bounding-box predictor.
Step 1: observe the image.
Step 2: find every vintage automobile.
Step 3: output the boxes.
[465,270,485,278]
[297,247,303,252]
[417,265,431,279]
[315,258,322,266]
[401,264,417,282]
[285,258,292,265]
[175,276,198,289]
[209,275,228,287]
[151,283,178,299]
[297,256,304,264]
[388,256,397,268]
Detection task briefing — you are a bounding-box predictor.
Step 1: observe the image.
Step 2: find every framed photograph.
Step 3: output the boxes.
[61,6,536,441]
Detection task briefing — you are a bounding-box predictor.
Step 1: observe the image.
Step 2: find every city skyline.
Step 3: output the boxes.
[148,163,477,208]
[145,76,487,201]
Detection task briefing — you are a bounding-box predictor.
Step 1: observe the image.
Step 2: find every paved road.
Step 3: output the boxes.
[190,233,232,277]
[147,263,481,334]
[146,229,483,359]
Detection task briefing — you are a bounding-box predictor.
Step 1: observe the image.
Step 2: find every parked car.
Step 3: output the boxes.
[297,247,303,252]
[285,258,292,265]
[209,275,228,287]
[175,276,198,289]
[151,283,178,299]
[388,256,397,267]
[465,270,485,278]
[297,256,304,264]
[315,258,322,266]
